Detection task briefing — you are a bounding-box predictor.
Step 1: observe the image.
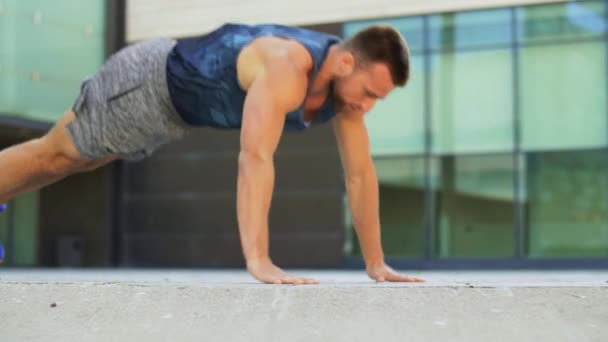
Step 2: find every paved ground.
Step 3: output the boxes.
[1,269,607,341]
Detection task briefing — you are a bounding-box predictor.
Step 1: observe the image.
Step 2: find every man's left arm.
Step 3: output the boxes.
[332,111,425,283]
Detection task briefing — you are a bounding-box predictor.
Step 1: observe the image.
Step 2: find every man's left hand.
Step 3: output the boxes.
[366,262,425,283]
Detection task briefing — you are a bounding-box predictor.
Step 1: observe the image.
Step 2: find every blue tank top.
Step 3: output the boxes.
[165,23,342,132]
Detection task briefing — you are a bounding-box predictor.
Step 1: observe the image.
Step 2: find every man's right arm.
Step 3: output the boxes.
[237,54,317,284]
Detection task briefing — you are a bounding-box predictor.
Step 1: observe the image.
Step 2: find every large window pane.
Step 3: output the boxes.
[520,42,607,151]
[525,149,608,258]
[342,0,608,264]
[345,157,426,258]
[0,0,105,122]
[516,1,607,44]
[433,154,515,258]
[431,49,514,154]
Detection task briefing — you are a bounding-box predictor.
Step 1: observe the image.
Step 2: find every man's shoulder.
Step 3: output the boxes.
[246,36,313,75]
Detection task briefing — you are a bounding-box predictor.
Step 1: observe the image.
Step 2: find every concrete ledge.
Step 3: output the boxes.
[1,269,607,341]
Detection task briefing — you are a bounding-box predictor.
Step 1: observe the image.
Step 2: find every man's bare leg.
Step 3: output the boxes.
[0,109,117,203]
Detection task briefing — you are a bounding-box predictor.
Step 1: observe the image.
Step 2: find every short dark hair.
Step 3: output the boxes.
[342,25,410,87]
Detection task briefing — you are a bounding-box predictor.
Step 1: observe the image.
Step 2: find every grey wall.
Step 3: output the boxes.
[118,125,345,267]
[39,167,113,266]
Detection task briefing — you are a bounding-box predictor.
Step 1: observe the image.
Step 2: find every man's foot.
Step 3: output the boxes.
[0,203,6,213]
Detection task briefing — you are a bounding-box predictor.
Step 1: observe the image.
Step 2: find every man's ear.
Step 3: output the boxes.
[336,51,355,77]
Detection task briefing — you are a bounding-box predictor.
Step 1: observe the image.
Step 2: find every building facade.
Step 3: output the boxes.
[1,0,606,268]
[342,0,608,268]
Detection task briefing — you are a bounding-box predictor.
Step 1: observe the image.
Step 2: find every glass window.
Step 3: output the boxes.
[525,149,608,258]
[428,8,512,51]
[429,7,514,155]
[516,1,607,44]
[431,49,514,154]
[342,0,608,264]
[519,41,607,151]
[433,154,515,258]
[0,0,106,122]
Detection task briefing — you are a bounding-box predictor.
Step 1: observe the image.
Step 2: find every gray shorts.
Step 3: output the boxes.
[66,38,191,161]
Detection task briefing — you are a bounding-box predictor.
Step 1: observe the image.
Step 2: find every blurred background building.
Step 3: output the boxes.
[1,0,607,269]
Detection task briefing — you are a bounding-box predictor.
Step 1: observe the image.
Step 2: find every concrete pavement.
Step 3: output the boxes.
[1,269,607,341]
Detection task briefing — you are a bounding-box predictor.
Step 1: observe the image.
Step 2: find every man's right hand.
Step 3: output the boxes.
[247,258,319,285]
